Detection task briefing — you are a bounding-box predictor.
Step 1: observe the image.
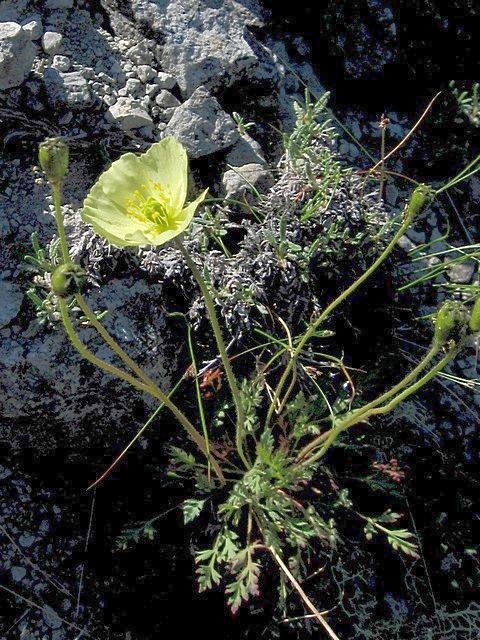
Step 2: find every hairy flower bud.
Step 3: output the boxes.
[38,137,69,184]
[405,184,435,224]
[433,300,469,347]
[51,263,85,297]
[469,297,480,333]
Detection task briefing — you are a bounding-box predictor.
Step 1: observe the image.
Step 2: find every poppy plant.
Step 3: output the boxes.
[82,137,207,247]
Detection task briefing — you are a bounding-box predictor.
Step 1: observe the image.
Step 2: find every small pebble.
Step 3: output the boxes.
[52,55,70,71]
[42,31,63,55]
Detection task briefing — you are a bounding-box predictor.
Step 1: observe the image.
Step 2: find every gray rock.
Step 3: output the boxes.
[19,533,36,548]
[43,68,92,109]
[137,64,156,83]
[446,260,476,284]
[0,0,28,21]
[21,18,43,41]
[125,77,143,96]
[385,182,399,206]
[222,163,274,201]
[225,133,265,167]
[11,566,27,582]
[155,89,181,109]
[405,228,426,245]
[45,0,74,8]
[165,86,239,158]
[0,22,36,90]
[125,0,274,98]
[106,96,153,130]
[42,30,63,55]
[153,71,176,89]
[42,605,63,629]
[0,279,23,328]
[52,54,70,71]
[126,41,155,65]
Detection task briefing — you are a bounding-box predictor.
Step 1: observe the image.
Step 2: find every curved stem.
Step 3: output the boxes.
[299,343,462,468]
[49,181,223,482]
[266,207,416,428]
[58,298,225,484]
[75,293,161,389]
[296,343,440,463]
[187,323,211,483]
[175,239,250,470]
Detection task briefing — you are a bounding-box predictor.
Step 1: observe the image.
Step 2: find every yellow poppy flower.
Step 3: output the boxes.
[81,137,207,247]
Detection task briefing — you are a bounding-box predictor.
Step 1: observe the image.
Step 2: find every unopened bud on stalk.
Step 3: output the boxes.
[433,300,469,347]
[404,184,435,224]
[38,137,69,184]
[469,297,480,333]
[51,263,85,297]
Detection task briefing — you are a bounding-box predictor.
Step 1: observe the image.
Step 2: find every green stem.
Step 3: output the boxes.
[49,180,223,480]
[57,297,225,484]
[51,177,147,386]
[299,343,461,468]
[296,343,440,462]
[378,121,386,201]
[187,323,211,482]
[175,239,250,470]
[266,205,416,428]
[51,181,70,263]
[75,293,161,389]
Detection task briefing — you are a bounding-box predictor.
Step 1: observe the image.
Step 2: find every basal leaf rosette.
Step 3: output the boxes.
[81,137,207,247]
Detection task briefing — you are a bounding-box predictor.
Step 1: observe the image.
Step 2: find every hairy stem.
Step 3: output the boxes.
[266,202,418,428]
[51,181,69,263]
[58,297,225,484]
[296,343,440,462]
[299,343,462,468]
[175,239,249,470]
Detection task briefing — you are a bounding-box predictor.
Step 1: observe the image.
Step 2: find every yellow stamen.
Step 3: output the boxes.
[125,182,178,234]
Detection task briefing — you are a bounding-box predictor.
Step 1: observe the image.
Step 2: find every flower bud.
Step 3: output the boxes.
[469,297,480,333]
[405,184,435,224]
[433,300,469,347]
[38,137,69,184]
[51,263,85,297]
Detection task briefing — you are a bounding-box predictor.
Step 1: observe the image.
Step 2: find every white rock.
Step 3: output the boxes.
[21,18,43,40]
[155,90,180,109]
[126,42,154,65]
[106,96,153,130]
[44,68,92,109]
[446,261,476,284]
[0,21,36,90]
[222,163,274,200]
[52,54,70,71]
[165,86,239,158]
[125,77,143,96]
[225,133,265,167]
[42,31,63,55]
[153,72,176,89]
[137,64,156,83]
[146,83,161,98]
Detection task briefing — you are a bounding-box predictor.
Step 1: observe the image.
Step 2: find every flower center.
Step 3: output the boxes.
[125,183,177,234]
